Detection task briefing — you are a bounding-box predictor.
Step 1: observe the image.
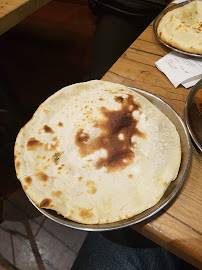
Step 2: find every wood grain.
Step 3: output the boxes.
[103,18,202,270]
[1,0,201,268]
[0,0,51,35]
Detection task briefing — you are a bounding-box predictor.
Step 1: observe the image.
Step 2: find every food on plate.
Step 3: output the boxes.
[195,89,202,115]
[14,80,181,224]
[157,1,202,55]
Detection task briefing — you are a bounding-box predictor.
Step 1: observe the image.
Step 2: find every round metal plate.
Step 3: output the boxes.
[153,1,202,58]
[185,79,202,152]
[28,88,192,231]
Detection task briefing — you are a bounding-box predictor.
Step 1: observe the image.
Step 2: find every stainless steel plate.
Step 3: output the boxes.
[28,88,192,231]
[153,1,202,58]
[185,79,202,152]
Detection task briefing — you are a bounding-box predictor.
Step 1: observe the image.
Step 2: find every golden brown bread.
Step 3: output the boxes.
[14,80,181,224]
[157,1,202,55]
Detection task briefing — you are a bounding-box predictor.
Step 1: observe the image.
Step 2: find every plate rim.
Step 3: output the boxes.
[153,1,202,58]
[184,79,202,152]
[27,87,192,231]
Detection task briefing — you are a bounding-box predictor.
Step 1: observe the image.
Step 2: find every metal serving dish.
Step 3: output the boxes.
[185,79,202,152]
[153,1,202,58]
[28,87,192,231]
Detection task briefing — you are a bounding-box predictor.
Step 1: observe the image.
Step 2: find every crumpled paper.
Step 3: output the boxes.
[155,52,202,88]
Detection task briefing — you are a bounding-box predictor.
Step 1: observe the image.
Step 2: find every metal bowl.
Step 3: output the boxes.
[153,1,202,58]
[28,87,192,231]
[185,79,202,152]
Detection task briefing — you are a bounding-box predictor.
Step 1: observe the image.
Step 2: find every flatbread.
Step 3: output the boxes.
[14,80,181,224]
[157,1,202,55]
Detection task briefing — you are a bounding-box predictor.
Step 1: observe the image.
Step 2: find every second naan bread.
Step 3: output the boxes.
[157,1,202,55]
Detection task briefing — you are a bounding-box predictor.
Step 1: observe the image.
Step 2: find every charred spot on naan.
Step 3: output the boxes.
[27,137,43,151]
[57,165,64,172]
[75,94,146,173]
[85,180,97,194]
[52,136,58,142]
[43,109,50,114]
[57,163,65,171]
[175,25,182,31]
[43,125,54,133]
[193,22,202,33]
[36,172,49,182]
[51,191,62,197]
[163,181,168,187]
[38,125,54,135]
[79,208,94,220]
[114,96,124,103]
[24,176,32,185]
[58,122,63,127]
[78,176,83,182]
[44,140,59,151]
[23,185,28,191]
[76,130,90,144]
[15,161,21,174]
[43,165,50,170]
[40,198,52,207]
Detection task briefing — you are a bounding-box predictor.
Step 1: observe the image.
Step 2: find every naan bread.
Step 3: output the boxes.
[157,1,202,55]
[14,80,181,224]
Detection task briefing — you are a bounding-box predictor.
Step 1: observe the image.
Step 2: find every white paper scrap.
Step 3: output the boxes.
[155,52,202,88]
[182,76,202,88]
[173,0,186,3]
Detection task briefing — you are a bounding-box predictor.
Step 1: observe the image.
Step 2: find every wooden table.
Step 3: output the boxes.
[0,0,51,36]
[1,0,201,268]
[102,19,202,269]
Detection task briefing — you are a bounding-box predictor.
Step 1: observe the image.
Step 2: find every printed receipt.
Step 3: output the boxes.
[155,52,202,88]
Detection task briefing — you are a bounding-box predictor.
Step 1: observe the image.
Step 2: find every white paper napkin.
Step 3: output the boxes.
[172,0,186,3]
[155,52,202,88]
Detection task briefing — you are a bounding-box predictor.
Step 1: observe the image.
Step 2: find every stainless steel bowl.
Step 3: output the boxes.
[28,87,192,231]
[185,79,202,152]
[153,1,202,58]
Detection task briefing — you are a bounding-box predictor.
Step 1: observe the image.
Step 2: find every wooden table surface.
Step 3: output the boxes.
[1,0,201,268]
[0,0,51,35]
[102,20,202,269]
